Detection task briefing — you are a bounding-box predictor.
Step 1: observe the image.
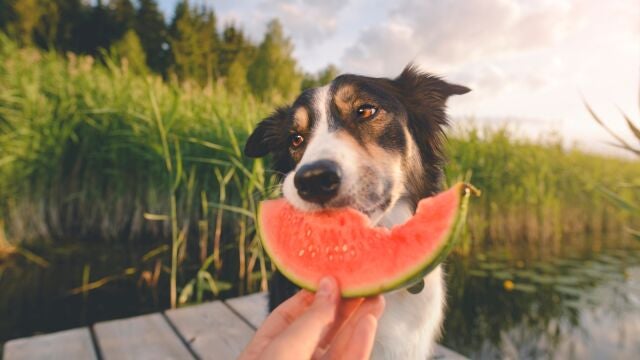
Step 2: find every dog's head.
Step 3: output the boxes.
[245,65,469,223]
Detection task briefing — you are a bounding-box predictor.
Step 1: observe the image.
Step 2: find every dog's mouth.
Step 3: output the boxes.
[282,163,398,225]
[327,194,392,217]
[285,182,395,225]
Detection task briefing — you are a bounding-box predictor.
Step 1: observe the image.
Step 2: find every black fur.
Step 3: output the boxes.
[244,107,296,175]
[244,64,469,311]
[394,65,470,206]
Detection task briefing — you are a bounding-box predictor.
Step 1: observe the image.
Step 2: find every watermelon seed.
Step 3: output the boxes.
[333,245,340,252]
[342,244,348,252]
[311,251,317,258]
[298,249,305,256]
[305,229,312,237]
[329,255,334,261]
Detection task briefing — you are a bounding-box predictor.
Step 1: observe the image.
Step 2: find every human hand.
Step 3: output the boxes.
[239,277,385,360]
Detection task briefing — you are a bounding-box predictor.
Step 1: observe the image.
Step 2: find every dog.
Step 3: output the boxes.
[244,64,469,359]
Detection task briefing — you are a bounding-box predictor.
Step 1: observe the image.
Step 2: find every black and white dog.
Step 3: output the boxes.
[244,65,469,359]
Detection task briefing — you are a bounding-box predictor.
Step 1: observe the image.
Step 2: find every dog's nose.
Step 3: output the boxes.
[294,160,341,204]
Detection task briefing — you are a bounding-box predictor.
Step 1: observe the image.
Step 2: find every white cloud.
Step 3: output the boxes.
[212,0,348,45]
[341,0,578,75]
[196,0,639,154]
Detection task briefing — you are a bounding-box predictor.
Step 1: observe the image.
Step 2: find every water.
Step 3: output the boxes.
[0,243,171,347]
[441,240,640,359]
[1,237,639,359]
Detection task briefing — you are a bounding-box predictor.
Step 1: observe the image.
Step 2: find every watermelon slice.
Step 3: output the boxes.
[258,182,474,297]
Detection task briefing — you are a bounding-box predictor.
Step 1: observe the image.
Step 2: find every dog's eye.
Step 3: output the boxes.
[290,134,304,148]
[356,104,378,119]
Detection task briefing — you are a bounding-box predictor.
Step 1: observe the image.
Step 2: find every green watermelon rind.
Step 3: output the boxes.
[258,183,472,298]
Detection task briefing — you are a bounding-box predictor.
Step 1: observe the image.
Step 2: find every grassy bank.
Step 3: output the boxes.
[446,128,639,257]
[1,38,639,305]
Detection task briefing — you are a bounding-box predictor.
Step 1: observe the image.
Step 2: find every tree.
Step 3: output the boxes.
[0,0,8,30]
[135,0,169,74]
[33,0,60,48]
[168,1,219,84]
[218,24,252,76]
[110,0,135,39]
[218,24,256,93]
[3,0,44,45]
[72,0,118,55]
[51,0,86,52]
[247,19,302,101]
[110,29,148,74]
[301,64,340,90]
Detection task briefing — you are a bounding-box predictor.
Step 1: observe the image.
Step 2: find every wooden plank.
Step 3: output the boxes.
[93,313,193,360]
[3,327,97,360]
[166,301,254,360]
[224,292,268,329]
[224,293,467,359]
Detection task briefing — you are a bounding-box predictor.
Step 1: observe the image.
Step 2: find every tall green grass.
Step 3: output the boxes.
[0,36,280,305]
[1,37,638,305]
[445,127,639,257]
[585,98,640,239]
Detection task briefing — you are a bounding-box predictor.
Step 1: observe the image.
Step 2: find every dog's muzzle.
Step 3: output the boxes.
[293,159,341,204]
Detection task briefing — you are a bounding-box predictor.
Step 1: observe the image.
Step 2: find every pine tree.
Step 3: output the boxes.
[168,1,219,84]
[3,0,44,45]
[301,64,340,90]
[52,0,86,52]
[110,29,148,74]
[33,0,60,48]
[135,0,169,75]
[247,19,302,101]
[0,0,8,30]
[200,7,219,82]
[226,58,249,94]
[218,24,256,93]
[168,1,199,82]
[110,0,135,39]
[73,0,117,55]
[219,24,250,76]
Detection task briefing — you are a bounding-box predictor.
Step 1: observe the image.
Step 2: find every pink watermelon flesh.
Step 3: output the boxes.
[258,182,472,297]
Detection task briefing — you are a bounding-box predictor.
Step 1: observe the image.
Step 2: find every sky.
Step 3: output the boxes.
[157,0,639,156]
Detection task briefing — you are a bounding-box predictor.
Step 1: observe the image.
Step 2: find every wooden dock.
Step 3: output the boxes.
[3,292,466,359]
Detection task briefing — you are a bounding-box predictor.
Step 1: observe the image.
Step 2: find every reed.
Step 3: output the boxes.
[1,36,638,303]
[445,126,640,256]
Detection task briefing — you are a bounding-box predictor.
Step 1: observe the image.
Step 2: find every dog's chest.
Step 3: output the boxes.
[372,201,446,359]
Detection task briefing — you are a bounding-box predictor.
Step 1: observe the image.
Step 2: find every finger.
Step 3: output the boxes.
[317,298,364,348]
[255,290,315,339]
[323,295,385,360]
[238,290,314,360]
[313,298,364,358]
[263,277,339,358]
[340,314,379,360]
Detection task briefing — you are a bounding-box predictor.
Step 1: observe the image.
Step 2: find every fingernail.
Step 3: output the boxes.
[316,277,334,300]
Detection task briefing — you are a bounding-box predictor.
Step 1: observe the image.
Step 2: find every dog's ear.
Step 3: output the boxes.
[244,107,290,158]
[394,64,470,103]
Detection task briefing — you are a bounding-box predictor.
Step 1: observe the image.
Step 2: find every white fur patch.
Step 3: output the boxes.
[373,201,446,360]
[282,85,360,212]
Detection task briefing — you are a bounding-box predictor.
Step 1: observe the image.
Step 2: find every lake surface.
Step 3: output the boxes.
[441,238,640,359]
[1,236,639,359]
